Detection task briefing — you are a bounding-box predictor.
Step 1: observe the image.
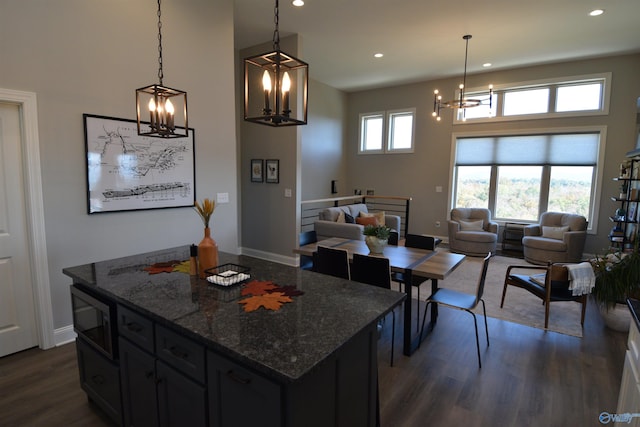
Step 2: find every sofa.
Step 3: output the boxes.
[313,203,401,241]
[522,211,587,265]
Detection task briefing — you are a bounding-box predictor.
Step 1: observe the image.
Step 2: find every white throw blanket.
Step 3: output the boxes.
[565,262,595,296]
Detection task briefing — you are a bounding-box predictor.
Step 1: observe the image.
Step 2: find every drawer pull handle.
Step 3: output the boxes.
[226,370,251,385]
[91,374,105,385]
[169,345,189,360]
[125,322,143,333]
[145,371,155,380]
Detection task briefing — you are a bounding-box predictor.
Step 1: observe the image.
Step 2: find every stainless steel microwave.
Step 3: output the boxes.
[70,285,118,360]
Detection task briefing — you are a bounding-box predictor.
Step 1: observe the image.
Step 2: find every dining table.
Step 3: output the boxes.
[294,237,466,356]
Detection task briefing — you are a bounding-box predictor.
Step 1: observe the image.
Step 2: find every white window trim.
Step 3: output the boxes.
[453,72,612,124]
[448,125,608,234]
[359,108,415,154]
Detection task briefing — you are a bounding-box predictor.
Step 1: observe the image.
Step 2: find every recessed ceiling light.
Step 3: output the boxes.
[589,9,604,16]
[483,63,492,68]
[292,0,304,6]
[374,53,384,58]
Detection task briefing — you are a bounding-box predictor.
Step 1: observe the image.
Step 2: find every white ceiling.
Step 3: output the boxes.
[233,0,640,92]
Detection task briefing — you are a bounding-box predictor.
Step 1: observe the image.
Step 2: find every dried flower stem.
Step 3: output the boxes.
[194,198,215,228]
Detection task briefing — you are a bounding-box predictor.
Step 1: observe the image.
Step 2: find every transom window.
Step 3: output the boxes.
[455,73,610,123]
[359,108,415,154]
[453,129,603,227]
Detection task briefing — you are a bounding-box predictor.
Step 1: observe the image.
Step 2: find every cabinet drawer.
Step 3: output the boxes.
[76,338,122,425]
[155,324,205,383]
[118,304,154,353]
[208,351,282,427]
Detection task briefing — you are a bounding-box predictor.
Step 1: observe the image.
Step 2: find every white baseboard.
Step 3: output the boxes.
[54,324,77,347]
[240,247,298,267]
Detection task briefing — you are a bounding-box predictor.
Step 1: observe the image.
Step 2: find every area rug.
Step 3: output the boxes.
[414,253,585,337]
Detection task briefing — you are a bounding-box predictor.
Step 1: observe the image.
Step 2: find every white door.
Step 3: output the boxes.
[0,102,38,356]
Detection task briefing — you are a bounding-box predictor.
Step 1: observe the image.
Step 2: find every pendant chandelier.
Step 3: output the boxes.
[243,0,308,127]
[136,0,188,138]
[432,35,492,122]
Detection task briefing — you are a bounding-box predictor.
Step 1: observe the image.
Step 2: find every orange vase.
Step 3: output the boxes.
[198,227,219,279]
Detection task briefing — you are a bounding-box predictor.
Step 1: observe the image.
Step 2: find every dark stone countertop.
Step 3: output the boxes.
[63,246,405,383]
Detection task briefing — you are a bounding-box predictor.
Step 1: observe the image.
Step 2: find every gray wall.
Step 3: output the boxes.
[301,80,348,200]
[1,0,238,330]
[346,54,640,255]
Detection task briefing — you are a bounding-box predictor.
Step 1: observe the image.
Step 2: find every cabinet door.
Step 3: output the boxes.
[156,360,207,427]
[119,337,159,427]
[208,351,281,427]
[76,338,122,425]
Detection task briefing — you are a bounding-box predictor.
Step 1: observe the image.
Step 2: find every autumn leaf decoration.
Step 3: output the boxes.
[238,280,304,312]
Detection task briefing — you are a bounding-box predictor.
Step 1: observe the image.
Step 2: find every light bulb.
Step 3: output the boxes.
[262,70,272,92]
[282,72,291,92]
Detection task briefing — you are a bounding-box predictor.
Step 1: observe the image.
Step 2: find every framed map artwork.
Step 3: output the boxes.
[83,114,195,214]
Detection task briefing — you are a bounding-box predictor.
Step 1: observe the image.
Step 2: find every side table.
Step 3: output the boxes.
[502,222,526,252]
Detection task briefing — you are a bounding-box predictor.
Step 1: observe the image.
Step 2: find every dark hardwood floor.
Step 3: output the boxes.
[0,297,627,427]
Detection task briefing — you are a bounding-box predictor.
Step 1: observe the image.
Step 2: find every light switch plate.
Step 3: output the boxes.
[216,192,229,204]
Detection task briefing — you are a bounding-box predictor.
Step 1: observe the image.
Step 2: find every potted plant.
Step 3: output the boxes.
[591,243,640,330]
[363,224,391,254]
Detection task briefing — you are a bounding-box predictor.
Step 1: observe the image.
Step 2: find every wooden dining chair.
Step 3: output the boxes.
[314,246,350,279]
[419,253,492,368]
[350,253,397,366]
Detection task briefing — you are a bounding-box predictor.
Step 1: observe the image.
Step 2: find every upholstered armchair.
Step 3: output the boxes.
[522,212,587,265]
[448,208,498,256]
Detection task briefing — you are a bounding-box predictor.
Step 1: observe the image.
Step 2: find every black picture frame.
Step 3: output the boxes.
[83,114,195,214]
[266,159,279,183]
[251,159,264,182]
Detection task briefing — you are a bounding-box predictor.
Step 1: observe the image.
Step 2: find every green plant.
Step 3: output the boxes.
[362,224,391,240]
[591,244,640,310]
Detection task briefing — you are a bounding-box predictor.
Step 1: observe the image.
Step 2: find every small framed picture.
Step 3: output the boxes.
[266,159,279,183]
[251,159,263,182]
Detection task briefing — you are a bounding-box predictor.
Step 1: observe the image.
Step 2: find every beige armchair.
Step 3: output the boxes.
[448,208,498,256]
[522,212,587,265]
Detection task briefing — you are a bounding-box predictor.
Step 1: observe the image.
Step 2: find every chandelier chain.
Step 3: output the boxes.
[272,0,280,50]
[157,0,164,85]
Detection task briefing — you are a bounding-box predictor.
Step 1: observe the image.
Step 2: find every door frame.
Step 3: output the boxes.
[1,88,54,349]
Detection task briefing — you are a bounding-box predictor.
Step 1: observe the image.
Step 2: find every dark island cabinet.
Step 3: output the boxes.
[118,303,207,427]
[76,338,122,423]
[207,351,282,427]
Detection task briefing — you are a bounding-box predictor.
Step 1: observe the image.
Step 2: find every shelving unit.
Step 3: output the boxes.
[610,156,640,250]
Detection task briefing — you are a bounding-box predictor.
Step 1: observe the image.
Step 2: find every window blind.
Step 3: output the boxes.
[455,132,599,166]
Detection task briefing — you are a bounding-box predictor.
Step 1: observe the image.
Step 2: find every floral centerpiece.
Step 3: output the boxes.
[590,244,640,311]
[363,224,391,254]
[194,198,218,279]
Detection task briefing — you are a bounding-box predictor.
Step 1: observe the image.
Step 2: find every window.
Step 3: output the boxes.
[556,82,602,112]
[454,73,610,123]
[359,109,415,154]
[453,130,602,225]
[503,88,550,116]
[359,112,384,153]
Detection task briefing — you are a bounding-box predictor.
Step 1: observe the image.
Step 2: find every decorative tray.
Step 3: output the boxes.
[205,263,251,287]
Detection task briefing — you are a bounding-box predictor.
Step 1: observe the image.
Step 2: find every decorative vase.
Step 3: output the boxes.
[365,236,387,254]
[198,227,219,279]
[599,303,631,332]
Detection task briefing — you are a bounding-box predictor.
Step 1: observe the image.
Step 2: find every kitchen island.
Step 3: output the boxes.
[64,246,405,427]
